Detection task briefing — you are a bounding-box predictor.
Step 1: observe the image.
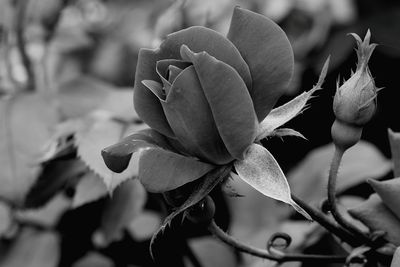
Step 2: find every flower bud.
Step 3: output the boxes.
[332,30,378,150]
[333,30,378,127]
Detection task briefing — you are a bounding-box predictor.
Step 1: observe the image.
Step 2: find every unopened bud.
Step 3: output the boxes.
[333,30,378,126]
[332,30,379,150]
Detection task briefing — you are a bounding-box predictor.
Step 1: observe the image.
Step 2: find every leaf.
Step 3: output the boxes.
[234,144,311,220]
[150,165,232,259]
[391,247,400,267]
[24,159,86,208]
[349,194,400,245]
[289,141,392,204]
[72,172,108,208]
[15,194,71,228]
[0,93,59,206]
[0,228,59,267]
[0,202,12,237]
[368,178,400,219]
[388,129,400,177]
[93,179,146,246]
[269,128,307,140]
[256,57,329,141]
[75,117,147,192]
[71,252,113,267]
[57,76,138,120]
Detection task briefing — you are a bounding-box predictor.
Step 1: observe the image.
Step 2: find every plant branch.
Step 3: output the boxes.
[208,220,347,264]
[327,146,374,245]
[15,0,34,91]
[292,194,361,247]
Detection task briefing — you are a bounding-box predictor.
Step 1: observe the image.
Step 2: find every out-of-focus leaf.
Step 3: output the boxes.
[93,179,146,247]
[289,141,391,204]
[24,159,86,208]
[234,144,310,220]
[57,76,137,120]
[72,172,107,208]
[15,194,70,228]
[187,237,237,267]
[256,57,329,141]
[0,93,59,206]
[128,211,161,241]
[368,178,400,219]
[388,129,400,177]
[98,179,147,247]
[71,252,113,267]
[75,117,147,192]
[0,202,11,237]
[391,247,400,267]
[0,228,59,267]
[153,0,184,42]
[349,194,400,245]
[150,165,231,258]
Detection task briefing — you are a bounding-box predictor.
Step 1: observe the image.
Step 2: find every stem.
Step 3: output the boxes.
[15,0,35,91]
[327,146,374,245]
[208,220,346,264]
[292,195,361,247]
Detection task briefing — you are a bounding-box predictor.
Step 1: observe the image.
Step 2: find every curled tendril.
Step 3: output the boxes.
[267,232,292,256]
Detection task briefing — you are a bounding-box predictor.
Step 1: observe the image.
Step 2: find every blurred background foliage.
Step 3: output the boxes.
[0,0,400,266]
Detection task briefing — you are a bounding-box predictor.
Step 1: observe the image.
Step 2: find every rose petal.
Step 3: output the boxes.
[101,129,172,173]
[156,59,191,89]
[138,147,215,192]
[181,45,257,160]
[134,49,174,137]
[142,80,165,101]
[162,66,232,165]
[159,26,252,89]
[227,7,294,121]
[168,65,183,83]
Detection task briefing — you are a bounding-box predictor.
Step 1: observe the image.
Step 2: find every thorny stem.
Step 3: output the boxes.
[15,0,35,91]
[208,220,347,264]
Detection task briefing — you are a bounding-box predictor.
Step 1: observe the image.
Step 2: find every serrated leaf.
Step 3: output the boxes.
[256,57,329,141]
[388,129,400,177]
[234,144,311,220]
[368,178,400,219]
[0,93,59,206]
[150,165,232,259]
[289,141,392,204]
[72,172,108,208]
[57,76,138,120]
[24,159,86,208]
[94,179,146,246]
[75,117,147,193]
[349,193,400,245]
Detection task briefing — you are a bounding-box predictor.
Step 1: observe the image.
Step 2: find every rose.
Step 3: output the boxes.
[102,7,297,193]
[134,7,294,165]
